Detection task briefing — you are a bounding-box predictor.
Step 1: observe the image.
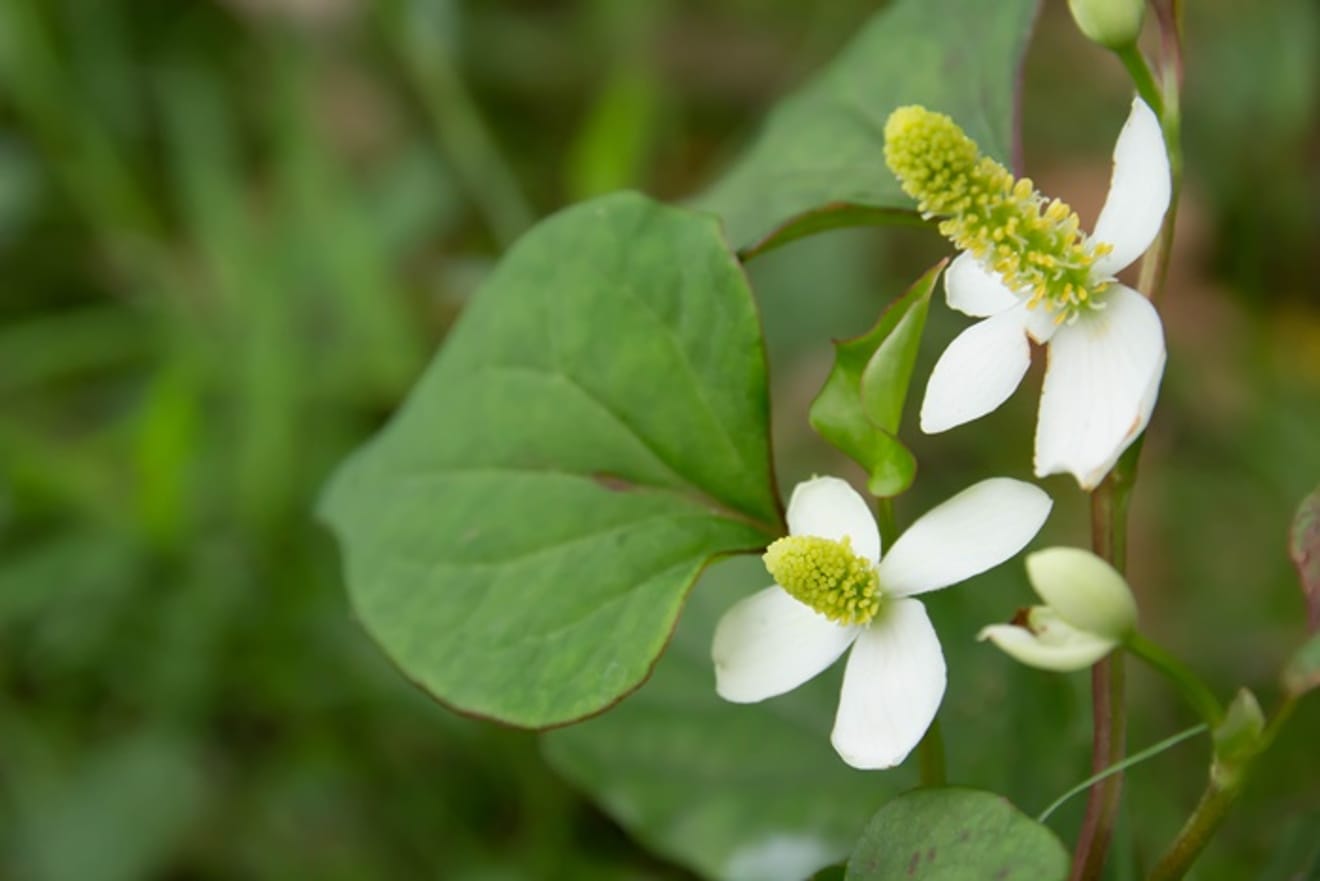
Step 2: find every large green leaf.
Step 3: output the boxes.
[696,0,1039,256]
[845,788,1069,881]
[320,192,781,728]
[809,262,942,498]
[544,557,911,881]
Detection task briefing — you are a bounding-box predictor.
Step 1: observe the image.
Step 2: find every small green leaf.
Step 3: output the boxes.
[845,788,1069,881]
[544,557,909,881]
[809,263,942,498]
[1212,688,1266,767]
[695,0,1039,255]
[320,192,782,729]
[1283,632,1320,698]
[1289,483,1320,632]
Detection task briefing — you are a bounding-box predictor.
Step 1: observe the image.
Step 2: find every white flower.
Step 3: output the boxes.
[918,97,1171,490]
[711,475,1052,769]
[979,546,1137,672]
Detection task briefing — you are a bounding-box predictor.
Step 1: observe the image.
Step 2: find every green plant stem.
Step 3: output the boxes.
[1137,7,1185,301]
[1146,774,1240,881]
[1147,698,1299,881]
[917,719,946,787]
[1115,43,1164,119]
[1126,633,1223,726]
[1070,456,1137,881]
[874,497,899,549]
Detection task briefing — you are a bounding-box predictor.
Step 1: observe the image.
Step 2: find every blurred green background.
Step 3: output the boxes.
[1,0,1317,879]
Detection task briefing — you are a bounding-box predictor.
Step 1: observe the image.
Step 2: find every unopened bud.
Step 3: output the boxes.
[1025,547,1137,640]
[1067,0,1145,50]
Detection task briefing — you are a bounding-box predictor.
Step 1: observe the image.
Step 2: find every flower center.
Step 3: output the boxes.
[763,535,880,625]
[883,105,1113,321]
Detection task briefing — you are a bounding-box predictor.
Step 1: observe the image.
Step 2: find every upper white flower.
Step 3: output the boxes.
[903,98,1171,490]
[711,475,1052,770]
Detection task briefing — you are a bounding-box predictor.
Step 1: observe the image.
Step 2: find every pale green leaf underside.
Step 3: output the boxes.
[320,192,780,728]
[846,788,1069,880]
[545,557,910,881]
[696,0,1039,255]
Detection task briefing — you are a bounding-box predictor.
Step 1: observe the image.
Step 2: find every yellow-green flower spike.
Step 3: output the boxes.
[763,535,880,625]
[884,105,1113,320]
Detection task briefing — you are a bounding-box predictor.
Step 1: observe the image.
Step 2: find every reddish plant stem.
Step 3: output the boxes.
[1070,454,1137,881]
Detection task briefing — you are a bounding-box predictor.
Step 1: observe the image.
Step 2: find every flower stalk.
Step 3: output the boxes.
[1125,632,1223,726]
[1072,5,1189,871]
[1138,3,1185,301]
[917,719,947,787]
[1070,444,1139,881]
[1148,694,1298,879]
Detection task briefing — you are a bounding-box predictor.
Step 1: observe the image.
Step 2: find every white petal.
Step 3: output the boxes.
[831,599,946,770]
[1034,285,1166,490]
[786,475,881,564]
[713,586,860,703]
[877,478,1052,597]
[945,251,1020,318]
[979,611,1117,672]
[1022,302,1062,345]
[919,310,1032,434]
[1090,98,1171,278]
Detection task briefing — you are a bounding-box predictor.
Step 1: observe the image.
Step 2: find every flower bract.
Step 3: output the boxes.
[886,98,1171,490]
[711,475,1052,770]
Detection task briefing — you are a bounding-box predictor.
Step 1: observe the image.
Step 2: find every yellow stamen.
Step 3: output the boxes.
[763,535,880,625]
[884,105,1113,320]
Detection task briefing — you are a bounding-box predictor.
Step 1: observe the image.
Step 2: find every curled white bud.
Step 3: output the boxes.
[1026,547,1137,639]
[978,547,1137,672]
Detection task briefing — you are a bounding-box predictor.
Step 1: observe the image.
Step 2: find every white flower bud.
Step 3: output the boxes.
[978,547,1139,673]
[1026,547,1137,640]
[1067,0,1145,50]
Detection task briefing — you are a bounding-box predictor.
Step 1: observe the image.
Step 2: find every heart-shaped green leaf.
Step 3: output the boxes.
[544,557,910,881]
[809,263,942,498]
[320,192,781,728]
[696,0,1039,256]
[845,788,1069,880]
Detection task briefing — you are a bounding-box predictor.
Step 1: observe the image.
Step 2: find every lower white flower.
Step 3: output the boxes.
[711,475,1052,770]
[885,98,1172,490]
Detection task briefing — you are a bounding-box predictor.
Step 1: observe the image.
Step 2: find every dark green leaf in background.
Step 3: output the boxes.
[320,192,781,729]
[845,788,1069,881]
[1289,483,1320,632]
[809,262,942,498]
[544,557,910,881]
[695,0,1039,256]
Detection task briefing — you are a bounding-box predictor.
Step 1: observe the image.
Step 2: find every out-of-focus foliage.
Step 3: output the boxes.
[1,1,1317,880]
